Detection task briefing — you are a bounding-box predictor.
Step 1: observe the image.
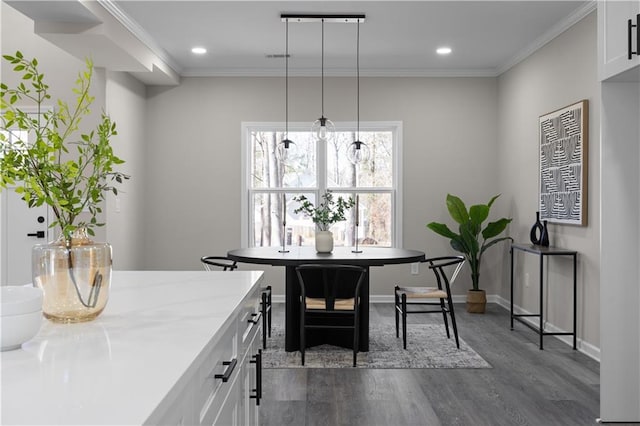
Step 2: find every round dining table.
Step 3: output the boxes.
[227,246,425,352]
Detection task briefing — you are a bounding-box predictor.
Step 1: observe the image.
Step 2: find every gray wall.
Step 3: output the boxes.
[497,12,600,351]
[105,71,147,270]
[144,76,501,297]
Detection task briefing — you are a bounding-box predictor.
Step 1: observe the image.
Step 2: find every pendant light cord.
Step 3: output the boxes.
[357,20,360,140]
[321,19,325,117]
[285,18,289,138]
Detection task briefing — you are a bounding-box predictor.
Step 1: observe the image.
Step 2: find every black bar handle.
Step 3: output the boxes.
[629,16,639,60]
[214,358,237,383]
[248,311,262,325]
[637,14,639,59]
[250,349,262,405]
[27,231,45,238]
[629,18,634,59]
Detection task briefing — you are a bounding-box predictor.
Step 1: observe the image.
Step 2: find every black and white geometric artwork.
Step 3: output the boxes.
[539,100,588,226]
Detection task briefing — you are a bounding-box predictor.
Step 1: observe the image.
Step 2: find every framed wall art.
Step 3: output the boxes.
[538,99,588,226]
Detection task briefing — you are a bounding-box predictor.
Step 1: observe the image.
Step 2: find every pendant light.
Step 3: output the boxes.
[275,18,296,162]
[310,19,335,143]
[347,19,370,164]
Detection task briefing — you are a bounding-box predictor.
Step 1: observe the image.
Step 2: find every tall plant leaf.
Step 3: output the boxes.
[482,218,512,239]
[426,222,458,239]
[446,194,468,224]
[469,204,489,227]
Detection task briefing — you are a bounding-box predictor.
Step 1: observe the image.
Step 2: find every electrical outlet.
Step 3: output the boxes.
[525,272,530,287]
[411,262,419,275]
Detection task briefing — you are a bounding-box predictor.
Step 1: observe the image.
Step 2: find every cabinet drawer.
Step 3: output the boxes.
[238,286,262,354]
[211,367,241,426]
[194,318,239,426]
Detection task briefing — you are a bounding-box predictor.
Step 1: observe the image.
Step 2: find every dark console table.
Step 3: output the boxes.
[510,243,578,350]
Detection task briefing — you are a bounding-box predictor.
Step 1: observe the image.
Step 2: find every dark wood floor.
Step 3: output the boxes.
[260,302,602,426]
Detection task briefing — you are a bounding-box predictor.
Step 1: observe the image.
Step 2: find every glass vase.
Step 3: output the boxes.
[32,228,111,323]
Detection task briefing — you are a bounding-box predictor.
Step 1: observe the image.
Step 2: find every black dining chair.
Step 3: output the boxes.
[200,255,272,349]
[394,255,465,349]
[200,256,238,271]
[295,264,367,367]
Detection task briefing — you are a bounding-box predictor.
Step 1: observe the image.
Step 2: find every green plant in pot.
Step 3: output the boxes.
[0,51,129,323]
[427,194,512,313]
[293,190,355,253]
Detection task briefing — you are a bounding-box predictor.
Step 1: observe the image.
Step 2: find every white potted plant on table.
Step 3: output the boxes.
[293,190,355,253]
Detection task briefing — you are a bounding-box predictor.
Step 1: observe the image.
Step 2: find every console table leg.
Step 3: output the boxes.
[573,253,577,350]
[539,254,544,350]
[510,247,514,330]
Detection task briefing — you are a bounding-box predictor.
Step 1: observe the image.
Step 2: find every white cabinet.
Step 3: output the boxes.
[242,327,262,425]
[599,2,640,420]
[600,81,640,423]
[188,283,263,426]
[598,0,640,81]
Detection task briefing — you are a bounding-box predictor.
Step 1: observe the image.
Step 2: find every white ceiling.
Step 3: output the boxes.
[6,0,595,78]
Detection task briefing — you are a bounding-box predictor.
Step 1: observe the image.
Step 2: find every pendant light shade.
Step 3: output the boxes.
[275,18,296,162]
[276,138,295,162]
[311,19,335,143]
[348,20,370,164]
[347,140,370,164]
[311,115,335,143]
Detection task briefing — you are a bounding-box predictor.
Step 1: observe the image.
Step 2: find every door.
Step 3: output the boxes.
[1,189,49,285]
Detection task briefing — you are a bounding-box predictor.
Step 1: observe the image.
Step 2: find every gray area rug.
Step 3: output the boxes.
[263,323,491,369]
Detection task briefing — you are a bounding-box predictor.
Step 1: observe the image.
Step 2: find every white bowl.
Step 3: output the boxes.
[1,286,43,351]
[1,286,43,316]
[1,310,43,351]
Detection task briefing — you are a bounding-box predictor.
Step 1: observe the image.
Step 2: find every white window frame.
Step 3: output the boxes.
[241,121,403,248]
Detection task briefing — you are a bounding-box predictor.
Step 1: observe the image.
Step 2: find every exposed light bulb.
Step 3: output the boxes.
[311,116,335,142]
[347,141,370,164]
[275,139,296,162]
[319,125,327,141]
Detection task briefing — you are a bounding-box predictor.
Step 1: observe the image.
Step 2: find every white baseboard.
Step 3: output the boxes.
[493,295,600,362]
[369,294,493,304]
[273,293,601,362]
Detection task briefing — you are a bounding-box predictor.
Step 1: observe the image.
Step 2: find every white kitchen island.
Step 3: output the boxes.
[1,270,264,425]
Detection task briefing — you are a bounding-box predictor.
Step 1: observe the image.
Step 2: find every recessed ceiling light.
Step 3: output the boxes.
[191,47,207,55]
[436,47,452,55]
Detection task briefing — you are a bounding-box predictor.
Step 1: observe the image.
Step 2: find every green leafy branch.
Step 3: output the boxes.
[0,51,129,243]
[293,190,355,231]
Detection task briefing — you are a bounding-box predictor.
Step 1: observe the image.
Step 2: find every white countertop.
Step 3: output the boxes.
[0,270,264,425]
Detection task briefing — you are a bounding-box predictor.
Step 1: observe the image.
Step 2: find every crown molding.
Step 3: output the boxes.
[97,0,183,75]
[495,0,597,76]
[181,67,498,78]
